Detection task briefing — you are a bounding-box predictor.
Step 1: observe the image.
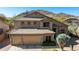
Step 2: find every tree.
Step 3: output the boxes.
[55,17,65,22]
[68,22,79,50]
[68,22,78,36]
[56,34,71,51]
[0,14,7,21]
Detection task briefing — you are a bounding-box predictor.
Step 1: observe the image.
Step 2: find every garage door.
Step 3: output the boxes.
[23,35,43,45]
[10,35,43,45]
[11,35,23,44]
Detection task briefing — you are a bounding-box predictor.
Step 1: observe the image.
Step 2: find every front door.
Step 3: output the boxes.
[42,36,56,46]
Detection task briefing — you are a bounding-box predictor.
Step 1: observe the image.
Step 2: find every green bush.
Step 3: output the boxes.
[42,41,56,46]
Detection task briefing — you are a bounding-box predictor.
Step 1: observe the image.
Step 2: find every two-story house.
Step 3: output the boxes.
[9,10,68,45]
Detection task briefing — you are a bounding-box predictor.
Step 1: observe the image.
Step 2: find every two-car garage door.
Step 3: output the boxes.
[10,35,43,45]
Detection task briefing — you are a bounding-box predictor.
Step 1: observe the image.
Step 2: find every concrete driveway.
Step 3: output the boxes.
[1,38,79,51]
[0,45,77,51]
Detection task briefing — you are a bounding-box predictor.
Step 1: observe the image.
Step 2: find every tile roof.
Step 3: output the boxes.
[14,17,43,21]
[9,29,55,35]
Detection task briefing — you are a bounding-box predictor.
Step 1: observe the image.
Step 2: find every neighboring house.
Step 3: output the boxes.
[64,17,79,25]
[0,18,9,42]
[9,10,69,45]
[0,19,9,32]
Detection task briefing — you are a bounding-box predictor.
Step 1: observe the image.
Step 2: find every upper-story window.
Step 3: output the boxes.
[21,21,25,25]
[52,23,57,27]
[27,22,31,25]
[43,22,49,27]
[33,22,37,25]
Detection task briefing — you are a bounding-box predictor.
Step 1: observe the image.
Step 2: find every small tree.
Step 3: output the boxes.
[68,22,79,50]
[56,34,71,51]
[68,22,78,36]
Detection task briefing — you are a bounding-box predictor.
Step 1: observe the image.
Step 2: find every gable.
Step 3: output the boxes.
[24,11,47,18]
[41,17,53,22]
[19,11,67,26]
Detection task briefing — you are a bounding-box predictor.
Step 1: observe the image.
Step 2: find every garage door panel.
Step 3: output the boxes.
[11,35,23,44]
[10,35,43,45]
[23,35,42,44]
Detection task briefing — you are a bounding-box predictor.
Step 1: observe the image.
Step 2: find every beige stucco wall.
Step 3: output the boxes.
[14,20,53,30]
[14,21,21,28]
[14,21,40,29]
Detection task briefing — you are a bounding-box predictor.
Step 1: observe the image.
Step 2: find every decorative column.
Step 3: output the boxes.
[51,35,54,41]
[50,22,53,30]
[40,22,43,28]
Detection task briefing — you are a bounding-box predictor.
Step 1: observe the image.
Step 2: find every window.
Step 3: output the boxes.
[60,29,65,33]
[52,28,56,32]
[21,21,25,25]
[0,29,3,34]
[43,22,49,27]
[33,22,37,25]
[27,22,31,24]
[52,23,57,27]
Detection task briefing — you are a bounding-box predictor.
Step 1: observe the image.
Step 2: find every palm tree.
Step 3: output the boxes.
[56,34,71,51]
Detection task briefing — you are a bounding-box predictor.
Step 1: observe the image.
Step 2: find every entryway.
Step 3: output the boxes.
[42,36,56,46]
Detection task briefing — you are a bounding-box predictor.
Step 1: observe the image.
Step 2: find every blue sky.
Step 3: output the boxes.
[0,7,79,17]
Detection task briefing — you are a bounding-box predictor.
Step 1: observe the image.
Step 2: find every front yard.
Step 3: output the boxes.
[0,45,73,51]
[0,36,79,51]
